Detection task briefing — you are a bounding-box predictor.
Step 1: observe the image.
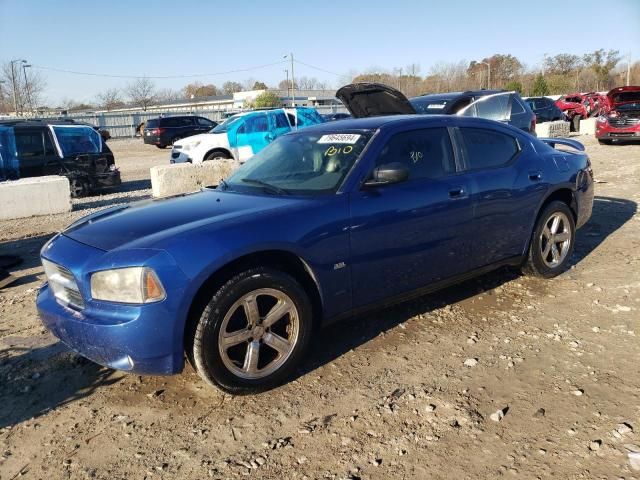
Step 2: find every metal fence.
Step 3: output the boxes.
[37,105,350,139]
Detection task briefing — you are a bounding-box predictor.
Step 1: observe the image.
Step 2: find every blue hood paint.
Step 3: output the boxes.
[64,189,307,251]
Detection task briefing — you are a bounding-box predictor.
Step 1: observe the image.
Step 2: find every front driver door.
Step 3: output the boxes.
[235,113,270,161]
[349,127,474,308]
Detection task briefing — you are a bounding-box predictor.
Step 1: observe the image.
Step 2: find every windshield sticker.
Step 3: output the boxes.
[427,104,446,109]
[317,134,361,144]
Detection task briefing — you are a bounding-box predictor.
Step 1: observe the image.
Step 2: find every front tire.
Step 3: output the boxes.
[191,267,313,394]
[571,115,581,132]
[523,201,575,278]
[204,150,232,161]
[598,139,613,145]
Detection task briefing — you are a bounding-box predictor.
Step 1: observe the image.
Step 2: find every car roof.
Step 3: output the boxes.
[298,114,511,133]
[0,118,97,128]
[411,90,505,102]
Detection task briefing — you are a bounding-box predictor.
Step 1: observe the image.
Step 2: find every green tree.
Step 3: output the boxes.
[504,80,523,93]
[583,49,621,90]
[531,74,549,96]
[251,91,280,108]
[252,81,268,90]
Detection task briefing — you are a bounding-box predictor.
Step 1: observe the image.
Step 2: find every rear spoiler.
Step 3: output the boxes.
[538,138,585,152]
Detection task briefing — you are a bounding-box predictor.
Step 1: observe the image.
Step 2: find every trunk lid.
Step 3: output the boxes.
[335,83,416,118]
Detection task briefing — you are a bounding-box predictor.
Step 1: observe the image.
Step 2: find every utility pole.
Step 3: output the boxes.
[10,59,26,116]
[22,63,32,115]
[290,53,295,108]
[284,69,289,102]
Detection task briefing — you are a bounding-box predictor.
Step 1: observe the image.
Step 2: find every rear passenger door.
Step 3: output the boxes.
[457,127,546,267]
[14,128,46,178]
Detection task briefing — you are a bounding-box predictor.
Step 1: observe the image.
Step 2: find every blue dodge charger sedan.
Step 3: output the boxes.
[37,104,594,393]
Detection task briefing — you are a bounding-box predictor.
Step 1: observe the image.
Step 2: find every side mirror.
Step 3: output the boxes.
[364,162,409,187]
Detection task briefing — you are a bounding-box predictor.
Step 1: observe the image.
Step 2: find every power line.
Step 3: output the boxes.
[293,59,350,79]
[29,60,288,79]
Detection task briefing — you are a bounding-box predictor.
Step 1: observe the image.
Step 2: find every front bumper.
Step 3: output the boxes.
[91,170,121,190]
[170,150,191,164]
[36,234,187,375]
[596,122,640,140]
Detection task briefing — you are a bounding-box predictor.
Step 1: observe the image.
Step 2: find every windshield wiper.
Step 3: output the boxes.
[241,178,289,195]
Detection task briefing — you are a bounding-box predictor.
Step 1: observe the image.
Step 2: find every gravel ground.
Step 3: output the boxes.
[0,136,639,480]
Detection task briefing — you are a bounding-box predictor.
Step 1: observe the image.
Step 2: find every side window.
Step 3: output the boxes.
[460,128,519,170]
[296,109,323,127]
[180,117,195,126]
[376,128,455,180]
[450,97,472,114]
[196,117,213,126]
[243,115,269,133]
[460,94,511,121]
[163,118,180,127]
[273,112,290,129]
[286,113,297,126]
[15,130,44,159]
[510,97,525,114]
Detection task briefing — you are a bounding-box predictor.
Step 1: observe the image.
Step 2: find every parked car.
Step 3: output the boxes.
[322,112,351,122]
[0,119,120,197]
[596,85,640,144]
[37,109,593,394]
[171,107,324,164]
[555,95,589,131]
[336,84,537,134]
[143,115,218,149]
[524,97,564,123]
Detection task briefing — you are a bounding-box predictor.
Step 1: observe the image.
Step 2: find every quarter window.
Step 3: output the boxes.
[459,128,519,170]
[274,112,290,129]
[376,128,456,180]
[196,117,213,126]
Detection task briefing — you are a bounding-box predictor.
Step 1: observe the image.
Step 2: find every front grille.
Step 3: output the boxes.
[42,259,85,309]
[608,117,640,127]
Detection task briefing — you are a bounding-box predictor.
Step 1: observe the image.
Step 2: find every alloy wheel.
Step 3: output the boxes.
[218,288,299,380]
[539,212,572,268]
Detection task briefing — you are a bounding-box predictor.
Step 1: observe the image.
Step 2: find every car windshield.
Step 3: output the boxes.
[564,96,582,103]
[613,91,640,104]
[51,126,102,156]
[410,98,451,114]
[616,102,640,111]
[211,115,243,133]
[225,130,373,195]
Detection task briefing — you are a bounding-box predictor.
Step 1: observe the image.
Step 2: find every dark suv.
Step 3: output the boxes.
[525,97,564,123]
[143,115,218,148]
[0,119,121,197]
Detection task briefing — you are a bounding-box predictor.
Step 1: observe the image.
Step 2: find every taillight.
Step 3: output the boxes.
[530,115,537,133]
[152,128,165,135]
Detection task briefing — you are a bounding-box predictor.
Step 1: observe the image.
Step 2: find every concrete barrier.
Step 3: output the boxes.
[0,176,71,221]
[536,120,570,138]
[151,159,241,198]
[579,118,597,135]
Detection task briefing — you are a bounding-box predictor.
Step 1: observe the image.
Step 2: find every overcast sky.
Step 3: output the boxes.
[1,0,639,105]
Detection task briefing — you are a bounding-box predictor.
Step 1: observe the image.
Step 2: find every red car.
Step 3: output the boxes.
[596,86,640,144]
[555,94,589,131]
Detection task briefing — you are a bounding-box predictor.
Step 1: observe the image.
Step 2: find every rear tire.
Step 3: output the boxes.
[156,144,167,149]
[523,201,575,278]
[191,267,313,394]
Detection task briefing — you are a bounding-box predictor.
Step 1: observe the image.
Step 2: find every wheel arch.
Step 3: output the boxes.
[523,187,577,256]
[203,147,233,161]
[182,249,324,354]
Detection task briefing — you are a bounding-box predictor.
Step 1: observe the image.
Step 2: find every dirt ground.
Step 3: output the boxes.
[0,135,639,480]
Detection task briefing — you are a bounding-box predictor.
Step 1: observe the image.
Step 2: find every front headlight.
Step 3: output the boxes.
[597,116,608,123]
[91,267,166,304]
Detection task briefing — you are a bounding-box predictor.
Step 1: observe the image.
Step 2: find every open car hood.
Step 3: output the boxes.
[336,83,416,118]
[607,85,640,107]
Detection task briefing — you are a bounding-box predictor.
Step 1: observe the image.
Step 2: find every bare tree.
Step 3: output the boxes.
[97,88,124,111]
[156,88,183,103]
[183,82,218,98]
[222,81,243,95]
[126,77,156,110]
[1,61,47,115]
